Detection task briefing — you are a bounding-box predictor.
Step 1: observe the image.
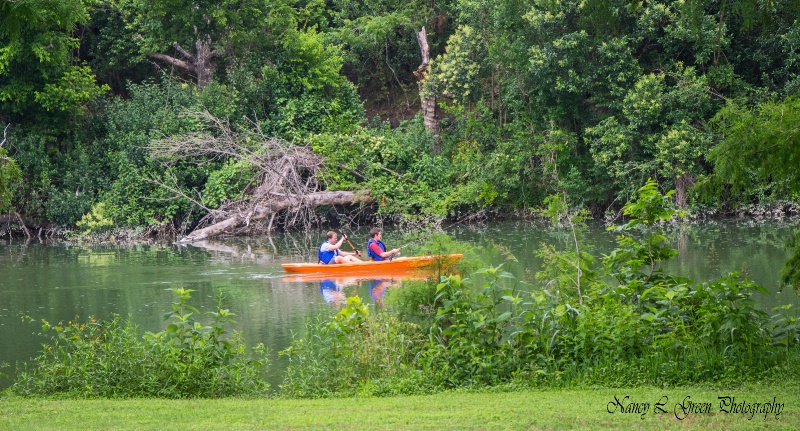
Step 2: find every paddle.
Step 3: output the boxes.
[337,228,363,259]
[326,212,363,260]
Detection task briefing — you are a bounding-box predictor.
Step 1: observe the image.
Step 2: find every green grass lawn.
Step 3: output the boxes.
[1,384,796,430]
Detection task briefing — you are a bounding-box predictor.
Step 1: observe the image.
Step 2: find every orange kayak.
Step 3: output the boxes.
[282,271,430,283]
[281,254,463,274]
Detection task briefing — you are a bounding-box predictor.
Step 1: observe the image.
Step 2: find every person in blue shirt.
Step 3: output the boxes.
[318,231,361,264]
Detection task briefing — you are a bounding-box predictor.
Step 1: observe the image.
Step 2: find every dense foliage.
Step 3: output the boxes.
[276,182,800,396]
[9,182,799,398]
[4,0,799,400]
[12,288,268,398]
[1,0,799,233]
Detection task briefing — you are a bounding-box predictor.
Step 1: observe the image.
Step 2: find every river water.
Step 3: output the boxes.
[1,219,798,389]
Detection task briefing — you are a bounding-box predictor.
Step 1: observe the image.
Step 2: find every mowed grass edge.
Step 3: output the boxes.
[1,384,797,430]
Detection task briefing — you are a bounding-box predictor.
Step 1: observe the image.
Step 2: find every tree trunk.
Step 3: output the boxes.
[177,191,373,243]
[414,27,440,147]
[674,173,695,209]
[149,37,217,87]
[193,38,215,87]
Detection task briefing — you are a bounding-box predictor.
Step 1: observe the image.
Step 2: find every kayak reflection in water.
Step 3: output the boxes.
[369,279,390,307]
[319,277,404,307]
[319,277,361,307]
[320,279,347,307]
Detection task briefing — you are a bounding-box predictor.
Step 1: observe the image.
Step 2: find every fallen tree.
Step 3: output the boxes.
[147,112,373,242]
[178,190,372,242]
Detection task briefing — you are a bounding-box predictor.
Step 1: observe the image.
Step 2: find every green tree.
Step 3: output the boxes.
[80,1,153,94]
[710,97,800,195]
[587,65,716,207]
[0,125,21,212]
[325,0,456,115]
[709,97,800,288]
[0,0,108,124]
[121,0,296,87]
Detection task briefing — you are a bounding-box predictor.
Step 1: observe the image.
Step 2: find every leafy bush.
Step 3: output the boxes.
[385,279,440,327]
[0,147,22,213]
[280,297,428,398]
[75,202,114,234]
[282,180,800,395]
[202,160,254,209]
[12,288,268,398]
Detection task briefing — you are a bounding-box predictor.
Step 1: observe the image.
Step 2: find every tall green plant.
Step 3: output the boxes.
[604,178,684,286]
[12,288,268,398]
[280,296,426,398]
[538,193,594,303]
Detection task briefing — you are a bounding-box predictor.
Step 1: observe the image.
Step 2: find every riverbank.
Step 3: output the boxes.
[5,205,799,246]
[1,384,796,430]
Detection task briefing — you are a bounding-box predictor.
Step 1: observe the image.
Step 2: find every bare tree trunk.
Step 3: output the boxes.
[13,212,30,239]
[149,37,217,87]
[193,37,215,87]
[178,191,373,243]
[0,123,9,148]
[674,173,695,209]
[414,27,440,148]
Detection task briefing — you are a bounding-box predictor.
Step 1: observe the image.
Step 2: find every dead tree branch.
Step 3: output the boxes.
[147,111,372,241]
[0,123,9,148]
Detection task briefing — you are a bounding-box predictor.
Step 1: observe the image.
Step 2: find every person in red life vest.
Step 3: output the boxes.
[366,228,400,261]
[318,231,361,264]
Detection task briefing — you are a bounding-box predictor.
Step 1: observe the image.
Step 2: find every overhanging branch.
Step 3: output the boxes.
[149,53,193,72]
[172,42,195,62]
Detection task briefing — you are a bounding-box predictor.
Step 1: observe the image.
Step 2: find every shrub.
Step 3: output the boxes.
[12,288,268,398]
[282,180,800,395]
[279,297,426,398]
[75,202,114,234]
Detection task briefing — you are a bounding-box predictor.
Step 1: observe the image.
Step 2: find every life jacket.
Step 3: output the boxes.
[366,239,387,261]
[318,242,339,264]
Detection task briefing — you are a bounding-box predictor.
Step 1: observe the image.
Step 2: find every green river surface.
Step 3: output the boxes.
[1,219,799,389]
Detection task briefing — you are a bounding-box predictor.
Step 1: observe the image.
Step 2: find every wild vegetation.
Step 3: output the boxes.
[11,288,268,398]
[2,0,800,241]
[9,183,798,399]
[276,182,800,396]
[3,0,799,411]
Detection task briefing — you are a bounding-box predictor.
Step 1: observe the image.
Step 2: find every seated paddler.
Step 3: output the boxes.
[318,231,362,264]
[366,228,400,261]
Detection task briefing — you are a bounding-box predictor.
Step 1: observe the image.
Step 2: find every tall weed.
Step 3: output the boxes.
[280,297,428,398]
[12,288,268,398]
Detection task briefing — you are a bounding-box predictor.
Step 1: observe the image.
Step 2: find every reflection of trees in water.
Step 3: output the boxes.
[187,232,322,263]
[659,221,800,295]
[676,225,689,256]
[0,241,218,266]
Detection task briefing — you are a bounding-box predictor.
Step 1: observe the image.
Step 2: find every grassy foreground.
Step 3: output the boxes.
[1,384,797,430]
